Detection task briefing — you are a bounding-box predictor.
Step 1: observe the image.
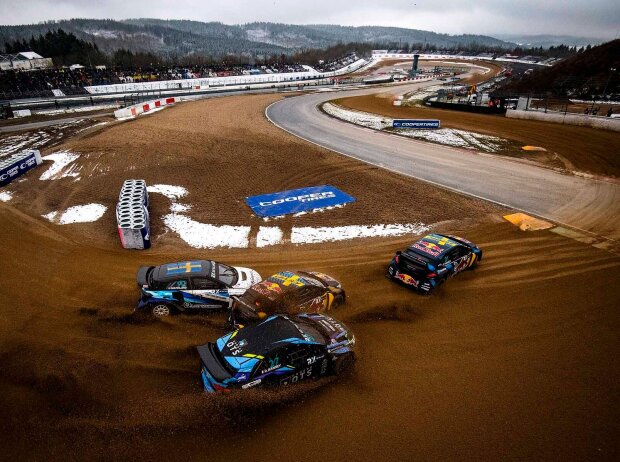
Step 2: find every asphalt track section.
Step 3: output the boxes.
[266,81,620,241]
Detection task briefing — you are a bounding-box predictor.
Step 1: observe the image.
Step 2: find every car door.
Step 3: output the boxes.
[186,277,230,309]
[250,348,289,386]
[451,246,473,275]
[279,345,314,386]
[298,286,329,313]
[164,278,190,307]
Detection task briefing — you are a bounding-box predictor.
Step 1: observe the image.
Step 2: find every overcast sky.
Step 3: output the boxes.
[0,0,618,39]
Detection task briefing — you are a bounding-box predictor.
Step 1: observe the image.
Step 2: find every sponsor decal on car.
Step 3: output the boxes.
[412,242,442,257]
[166,261,202,275]
[269,272,306,287]
[396,272,419,287]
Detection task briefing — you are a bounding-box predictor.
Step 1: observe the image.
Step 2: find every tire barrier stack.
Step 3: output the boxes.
[116,180,151,250]
[0,149,42,187]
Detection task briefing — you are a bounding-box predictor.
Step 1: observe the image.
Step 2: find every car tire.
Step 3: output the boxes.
[333,291,346,308]
[151,304,172,318]
[332,352,356,375]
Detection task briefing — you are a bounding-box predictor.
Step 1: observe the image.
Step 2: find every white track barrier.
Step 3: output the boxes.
[114,97,177,119]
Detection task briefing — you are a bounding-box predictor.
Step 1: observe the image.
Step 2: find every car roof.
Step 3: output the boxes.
[152,260,213,282]
[216,316,311,371]
[407,233,462,260]
[249,271,323,300]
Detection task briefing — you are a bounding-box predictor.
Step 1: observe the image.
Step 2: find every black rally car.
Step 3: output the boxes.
[230,270,345,326]
[387,233,482,294]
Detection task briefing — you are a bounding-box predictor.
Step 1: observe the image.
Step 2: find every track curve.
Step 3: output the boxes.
[266,82,620,240]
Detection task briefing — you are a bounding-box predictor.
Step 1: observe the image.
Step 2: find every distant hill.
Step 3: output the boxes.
[503,39,620,98]
[0,18,516,59]
[495,34,608,48]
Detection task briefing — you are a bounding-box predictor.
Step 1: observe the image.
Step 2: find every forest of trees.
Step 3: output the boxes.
[1,27,595,72]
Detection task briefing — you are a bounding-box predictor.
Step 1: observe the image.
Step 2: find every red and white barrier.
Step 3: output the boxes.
[114,97,177,119]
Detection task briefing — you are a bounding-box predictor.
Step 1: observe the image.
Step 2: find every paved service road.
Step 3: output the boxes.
[267,82,620,240]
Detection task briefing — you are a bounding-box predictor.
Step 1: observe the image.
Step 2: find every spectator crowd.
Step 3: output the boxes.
[0,62,310,99]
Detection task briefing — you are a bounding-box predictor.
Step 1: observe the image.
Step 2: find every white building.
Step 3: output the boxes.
[0,51,53,71]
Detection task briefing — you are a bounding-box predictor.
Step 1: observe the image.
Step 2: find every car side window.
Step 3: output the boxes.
[297,286,315,304]
[285,345,308,369]
[166,279,188,289]
[192,277,221,290]
[454,246,469,259]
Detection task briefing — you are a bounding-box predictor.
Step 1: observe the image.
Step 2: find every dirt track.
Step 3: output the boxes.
[1,93,619,461]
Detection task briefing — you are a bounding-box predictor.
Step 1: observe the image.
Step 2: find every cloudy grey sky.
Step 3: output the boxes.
[0,0,618,39]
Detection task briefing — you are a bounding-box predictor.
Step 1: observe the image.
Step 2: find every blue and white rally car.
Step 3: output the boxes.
[197,313,356,392]
[136,260,261,317]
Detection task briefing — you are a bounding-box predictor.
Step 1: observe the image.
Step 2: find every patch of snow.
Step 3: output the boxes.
[34,104,118,116]
[163,214,250,249]
[324,102,507,153]
[43,204,107,224]
[170,203,191,213]
[75,121,109,134]
[396,128,504,152]
[291,223,429,244]
[257,226,283,248]
[147,184,188,200]
[40,151,80,180]
[322,102,391,130]
[42,211,58,221]
[0,191,13,202]
[58,204,107,224]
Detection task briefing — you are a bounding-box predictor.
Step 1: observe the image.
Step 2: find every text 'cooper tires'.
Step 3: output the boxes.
[333,352,356,375]
[151,304,172,317]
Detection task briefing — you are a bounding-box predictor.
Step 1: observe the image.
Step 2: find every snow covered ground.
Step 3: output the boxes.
[43,204,107,225]
[40,151,81,181]
[33,104,119,116]
[163,214,251,249]
[322,102,508,153]
[146,184,188,200]
[144,182,430,249]
[291,223,429,244]
[0,120,87,157]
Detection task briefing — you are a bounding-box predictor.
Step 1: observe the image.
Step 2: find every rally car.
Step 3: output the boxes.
[197,313,356,392]
[387,233,482,294]
[136,260,261,317]
[230,270,345,326]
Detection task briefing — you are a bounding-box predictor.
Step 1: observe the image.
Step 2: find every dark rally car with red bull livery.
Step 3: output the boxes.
[387,233,482,294]
[231,270,345,326]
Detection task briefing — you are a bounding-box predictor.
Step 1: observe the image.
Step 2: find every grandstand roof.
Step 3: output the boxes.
[0,51,45,62]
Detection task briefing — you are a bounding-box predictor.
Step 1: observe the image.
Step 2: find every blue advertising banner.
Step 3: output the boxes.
[246,185,355,218]
[393,119,441,129]
[0,150,42,187]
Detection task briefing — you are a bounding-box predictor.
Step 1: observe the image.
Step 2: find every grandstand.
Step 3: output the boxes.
[0,53,367,100]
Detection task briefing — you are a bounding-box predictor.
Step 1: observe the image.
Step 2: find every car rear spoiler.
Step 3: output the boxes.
[196,343,232,382]
[136,266,153,287]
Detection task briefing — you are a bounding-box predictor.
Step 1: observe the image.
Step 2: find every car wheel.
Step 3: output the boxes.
[333,292,345,308]
[151,304,172,318]
[332,352,356,375]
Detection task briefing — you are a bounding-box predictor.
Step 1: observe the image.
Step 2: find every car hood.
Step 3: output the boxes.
[232,267,262,290]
